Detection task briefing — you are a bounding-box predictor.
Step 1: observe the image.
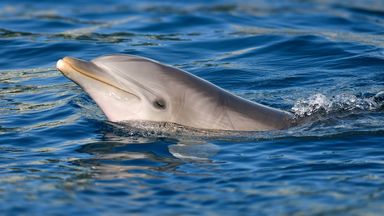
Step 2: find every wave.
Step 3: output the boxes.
[292,91,384,118]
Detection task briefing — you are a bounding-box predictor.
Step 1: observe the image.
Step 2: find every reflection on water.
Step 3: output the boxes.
[75,125,224,180]
[77,140,182,180]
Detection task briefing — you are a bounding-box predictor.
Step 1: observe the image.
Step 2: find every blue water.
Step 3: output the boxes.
[1,0,384,215]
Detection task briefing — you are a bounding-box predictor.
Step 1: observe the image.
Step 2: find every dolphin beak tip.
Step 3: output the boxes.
[57,56,73,71]
[56,59,65,71]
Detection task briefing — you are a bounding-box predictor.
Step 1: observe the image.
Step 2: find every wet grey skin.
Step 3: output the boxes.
[56,54,293,131]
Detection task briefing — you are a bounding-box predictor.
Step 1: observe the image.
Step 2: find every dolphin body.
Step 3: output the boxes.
[56,54,293,131]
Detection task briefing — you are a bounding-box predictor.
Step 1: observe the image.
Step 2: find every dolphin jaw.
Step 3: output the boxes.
[56,57,140,101]
[56,57,147,122]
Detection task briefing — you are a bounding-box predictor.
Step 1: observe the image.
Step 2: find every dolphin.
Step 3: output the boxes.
[56,54,293,131]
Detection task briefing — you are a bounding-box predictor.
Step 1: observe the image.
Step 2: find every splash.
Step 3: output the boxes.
[292,92,384,118]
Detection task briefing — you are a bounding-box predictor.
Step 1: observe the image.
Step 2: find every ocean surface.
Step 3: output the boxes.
[1,0,384,215]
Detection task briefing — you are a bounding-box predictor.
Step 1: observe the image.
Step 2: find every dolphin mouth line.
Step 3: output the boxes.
[58,57,140,100]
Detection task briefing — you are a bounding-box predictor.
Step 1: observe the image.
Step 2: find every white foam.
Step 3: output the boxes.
[292,93,382,118]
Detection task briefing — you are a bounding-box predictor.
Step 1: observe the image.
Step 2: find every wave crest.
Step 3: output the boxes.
[292,92,384,118]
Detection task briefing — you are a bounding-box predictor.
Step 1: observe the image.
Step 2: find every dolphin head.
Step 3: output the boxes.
[57,54,293,131]
[56,54,224,126]
[57,54,186,122]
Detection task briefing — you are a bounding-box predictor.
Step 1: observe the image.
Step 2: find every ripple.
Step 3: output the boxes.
[1,0,384,215]
[232,26,384,47]
[0,28,35,38]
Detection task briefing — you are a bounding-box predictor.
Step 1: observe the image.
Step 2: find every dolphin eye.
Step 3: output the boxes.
[153,99,166,109]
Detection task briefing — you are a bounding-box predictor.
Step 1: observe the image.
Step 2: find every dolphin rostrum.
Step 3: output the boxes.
[56,54,293,131]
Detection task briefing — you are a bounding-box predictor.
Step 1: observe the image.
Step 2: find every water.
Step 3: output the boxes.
[1,0,384,215]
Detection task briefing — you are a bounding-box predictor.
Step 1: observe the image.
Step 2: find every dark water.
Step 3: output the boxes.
[1,0,384,215]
